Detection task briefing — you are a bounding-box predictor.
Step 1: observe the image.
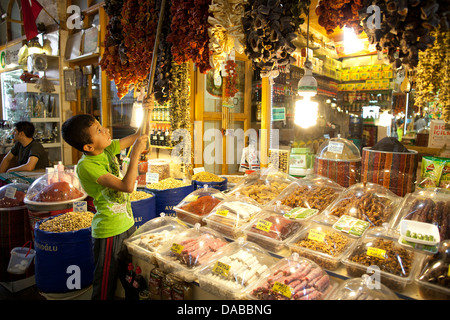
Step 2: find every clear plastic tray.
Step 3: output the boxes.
[341,232,420,292]
[174,186,228,227]
[316,136,361,161]
[390,188,450,243]
[320,182,402,230]
[195,239,276,299]
[287,222,358,271]
[242,209,304,254]
[247,253,336,300]
[228,169,296,206]
[0,182,29,209]
[414,241,450,300]
[155,224,229,282]
[326,275,399,300]
[266,175,344,216]
[203,194,262,240]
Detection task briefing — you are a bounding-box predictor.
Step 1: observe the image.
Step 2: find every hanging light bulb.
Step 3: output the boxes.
[343,27,364,55]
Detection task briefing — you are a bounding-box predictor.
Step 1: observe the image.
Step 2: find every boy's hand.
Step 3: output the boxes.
[130,134,149,157]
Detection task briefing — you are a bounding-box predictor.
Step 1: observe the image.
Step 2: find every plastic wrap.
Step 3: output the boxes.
[196,239,276,299]
[314,136,361,188]
[203,194,262,239]
[391,188,450,249]
[219,175,244,189]
[321,182,402,230]
[266,175,344,218]
[24,173,86,205]
[418,156,450,189]
[174,186,228,226]
[287,222,358,271]
[243,208,304,254]
[326,275,399,300]
[0,183,29,209]
[415,241,450,300]
[341,232,419,292]
[155,224,229,282]
[361,146,419,197]
[147,159,171,180]
[247,253,335,300]
[124,214,189,264]
[228,169,296,206]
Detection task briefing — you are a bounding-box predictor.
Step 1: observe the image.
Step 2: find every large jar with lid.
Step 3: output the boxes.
[289,147,314,177]
[314,135,361,187]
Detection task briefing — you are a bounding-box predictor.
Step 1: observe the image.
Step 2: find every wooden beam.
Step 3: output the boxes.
[260,77,271,167]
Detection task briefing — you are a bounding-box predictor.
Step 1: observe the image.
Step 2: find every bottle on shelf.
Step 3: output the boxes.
[152,125,158,146]
[124,262,136,300]
[131,266,147,300]
[159,125,165,146]
[150,126,155,145]
[164,125,170,147]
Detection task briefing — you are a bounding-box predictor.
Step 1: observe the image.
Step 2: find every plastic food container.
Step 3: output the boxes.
[341,232,419,292]
[174,186,228,227]
[390,188,450,248]
[314,136,361,188]
[326,275,399,300]
[196,238,276,299]
[242,209,304,254]
[321,182,402,230]
[266,174,344,217]
[219,175,244,189]
[247,253,336,300]
[228,169,296,206]
[287,222,358,271]
[124,214,189,264]
[203,194,262,239]
[24,172,87,210]
[155,224,229,282]
[0,183,29,209]
[414,241,450,300]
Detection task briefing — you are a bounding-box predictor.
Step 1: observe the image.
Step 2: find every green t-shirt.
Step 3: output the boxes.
[76,140,134,238]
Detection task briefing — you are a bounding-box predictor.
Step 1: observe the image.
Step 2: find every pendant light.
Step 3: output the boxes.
[294,10,318,129]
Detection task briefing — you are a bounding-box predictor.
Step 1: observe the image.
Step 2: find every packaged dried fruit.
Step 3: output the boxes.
[174,185,228,226]
[196,238,276,300]
[203,193,262,239]
[247,253,336,300]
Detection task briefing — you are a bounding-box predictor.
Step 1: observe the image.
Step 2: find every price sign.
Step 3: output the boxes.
[5,187,16,199]
[215,209,229,217]
[146,172,159,184]
[73,201,87,212]
[307,229,326,242]
[366,247,386,259]
[193,167,205,174]
[256,219,272,232]
[272,281,292,298]
[212,261,231,277]
[328,141,344,154]
[185,195,199,202]
[170,243,184,255]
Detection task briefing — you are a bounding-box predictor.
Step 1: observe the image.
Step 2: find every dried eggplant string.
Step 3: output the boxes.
[315,0,364,35]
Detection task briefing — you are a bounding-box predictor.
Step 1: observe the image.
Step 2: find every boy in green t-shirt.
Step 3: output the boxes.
[62,114,148,300]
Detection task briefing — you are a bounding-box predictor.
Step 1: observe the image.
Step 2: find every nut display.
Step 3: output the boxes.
[236,180,291,205]
[39,211,94,233]
[281,185,340,212]
[192,172,224,182]
[146,178,190,190]
[130,190,154,201]
[148,160,171,181]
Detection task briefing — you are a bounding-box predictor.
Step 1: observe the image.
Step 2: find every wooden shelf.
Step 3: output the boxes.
[150,145,173,150]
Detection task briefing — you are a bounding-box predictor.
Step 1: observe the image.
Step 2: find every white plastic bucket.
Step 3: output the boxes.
[7,244,36,275]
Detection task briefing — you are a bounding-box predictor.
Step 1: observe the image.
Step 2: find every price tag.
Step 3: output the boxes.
[73,201,87,212]
[170,243,184,255]
[146,172,159,184]
[256,219,272,232]
[193,167,205,174]
[212,261,231,277]
[5,187,16,199]
[366,247,386,259]
[185,195,199,202]
[448,265,450,277]
[307,229,326,242]
[272,281,292,299]
[215,209,229,217]
[328,141,344,154]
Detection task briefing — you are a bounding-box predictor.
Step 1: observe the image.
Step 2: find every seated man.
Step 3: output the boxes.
[0,121,49,173]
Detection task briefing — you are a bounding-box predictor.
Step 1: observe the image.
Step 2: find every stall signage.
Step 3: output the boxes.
[0,43,21,70]
[428,120,450,148]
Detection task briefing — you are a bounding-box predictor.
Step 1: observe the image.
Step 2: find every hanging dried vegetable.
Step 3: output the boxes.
[169,61,191,145]
[242,0,309,78]
[208,0,247,72]
[167,0,212,74]
[153,0,173,104]
[415,28,450,121]
[315,0,363,35]
[359,0,449,69]
[224,60,238,98]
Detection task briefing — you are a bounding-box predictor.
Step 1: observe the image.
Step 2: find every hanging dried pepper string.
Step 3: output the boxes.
[224,59,238,98]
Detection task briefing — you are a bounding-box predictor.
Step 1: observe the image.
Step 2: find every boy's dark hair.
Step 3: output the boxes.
[62,114,96,152]
[15,121,35,138]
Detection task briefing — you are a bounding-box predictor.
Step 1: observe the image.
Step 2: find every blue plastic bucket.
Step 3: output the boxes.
[34,217,94,293]
[131,189,156,228]
[145,184,194,217]
[193,177,228,191]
